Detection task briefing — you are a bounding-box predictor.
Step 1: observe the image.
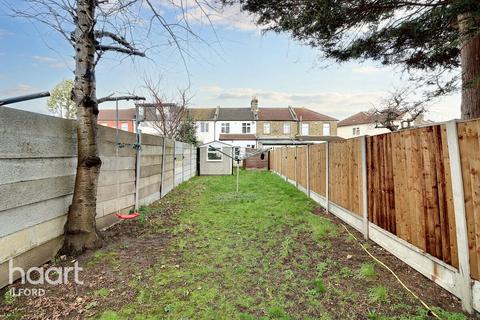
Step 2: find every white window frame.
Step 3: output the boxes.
[283,122,290,134]
[263,122,271,134]
[242,122,251,134]
[221,123,230,133]
[352,127,356,135]
[200,122,209,133]
[356,127,360,135]
[121,123,129,131]
[301,122,309,136]
[323,123,330,136]
[206,145,223,162]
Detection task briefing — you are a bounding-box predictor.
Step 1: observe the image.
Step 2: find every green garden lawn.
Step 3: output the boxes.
[1,170,469,319]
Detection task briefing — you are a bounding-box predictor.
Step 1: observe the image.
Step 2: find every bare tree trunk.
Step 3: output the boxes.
[459,14,480,120]
[63,0,102,255]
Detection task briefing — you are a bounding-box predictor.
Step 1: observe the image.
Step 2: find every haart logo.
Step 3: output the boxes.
[9,259,84,286]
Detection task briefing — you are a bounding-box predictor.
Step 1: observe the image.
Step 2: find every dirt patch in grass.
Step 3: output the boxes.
[0,185,196,320]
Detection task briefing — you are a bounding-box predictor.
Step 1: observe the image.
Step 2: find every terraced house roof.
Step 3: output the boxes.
[188,108,216,121]
[293,108,338,121]
[216,108,254,121]
[98,108,136,121]
[257,108,295,121]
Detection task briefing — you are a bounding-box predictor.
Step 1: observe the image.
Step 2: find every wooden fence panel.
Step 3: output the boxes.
[287,147,296,180]
[281,148,286,176]
[329,139,363,216]
[458,120,480,280]
[296,146,307,188]
[308,144,326,197]
[367,125,458,268]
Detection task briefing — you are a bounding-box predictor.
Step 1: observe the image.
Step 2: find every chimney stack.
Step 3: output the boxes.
[251,96,258,111]
[251,96,258,119]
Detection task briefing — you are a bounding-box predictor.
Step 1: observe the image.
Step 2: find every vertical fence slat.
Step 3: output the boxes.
[446,120,473,313]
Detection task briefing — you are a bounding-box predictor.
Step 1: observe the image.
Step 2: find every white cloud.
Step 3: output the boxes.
[200,85,223,93]
[32,55,72,69]
[351,66,382,74]
[0,29,14,39]
[0,84,37,97]
[197,85,463,121]
[198,86,387,119]
[180,3,259,32]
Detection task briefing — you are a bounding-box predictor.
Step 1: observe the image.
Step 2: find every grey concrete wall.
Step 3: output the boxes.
[0,107,197,288]
[199,146,233,175]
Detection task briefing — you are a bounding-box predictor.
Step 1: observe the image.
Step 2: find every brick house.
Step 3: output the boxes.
[293,107,338,137]
[97,108,136,132]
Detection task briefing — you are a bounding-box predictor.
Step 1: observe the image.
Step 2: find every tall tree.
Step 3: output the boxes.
[225,0,480,119]
[10,0,214,254]
[47,80,76,119]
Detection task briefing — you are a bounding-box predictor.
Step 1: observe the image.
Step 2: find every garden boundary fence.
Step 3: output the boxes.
[0,107,197,288]
[269,119,480,313]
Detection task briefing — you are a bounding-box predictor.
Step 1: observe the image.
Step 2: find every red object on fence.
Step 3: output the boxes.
[115,212,140,220]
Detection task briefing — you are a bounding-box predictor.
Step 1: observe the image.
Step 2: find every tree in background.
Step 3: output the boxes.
[225,1,480,119]
[140,78,193,141]
[47,80,76,119]
[177,115,198,145]
[372,89,427,132]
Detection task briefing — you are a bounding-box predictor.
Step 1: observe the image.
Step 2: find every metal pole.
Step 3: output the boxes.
[236,160,240,193]
[134,104,141,211]
[134,129,142,211]
[0,91,50,106]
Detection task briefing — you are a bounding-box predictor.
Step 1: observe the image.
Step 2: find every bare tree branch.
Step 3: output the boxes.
[98,94,145,104]
[372,88,428,132]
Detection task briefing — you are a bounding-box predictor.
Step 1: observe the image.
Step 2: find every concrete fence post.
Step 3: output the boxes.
[325,141,330,214]
[306,144,310,197]
[160,137,166,198]
[361,136,369,240]
[446,120,473,313]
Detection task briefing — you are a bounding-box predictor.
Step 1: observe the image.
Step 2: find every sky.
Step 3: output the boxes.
[0,1,461,122]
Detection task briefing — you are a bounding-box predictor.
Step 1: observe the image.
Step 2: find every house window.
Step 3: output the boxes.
[301,123,309,136]
[283,122,290,134]
[352,127,360,136]
[200,122,209,133]
[323,123,330,136]
[207,145,222,161]
[221,123,230,133]
[242,122,251,133]
[263,123,271,134]
[234,147,240,158]
[121,123,129,131]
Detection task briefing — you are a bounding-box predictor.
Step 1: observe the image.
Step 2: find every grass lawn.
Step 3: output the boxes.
[1,170,469,319]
